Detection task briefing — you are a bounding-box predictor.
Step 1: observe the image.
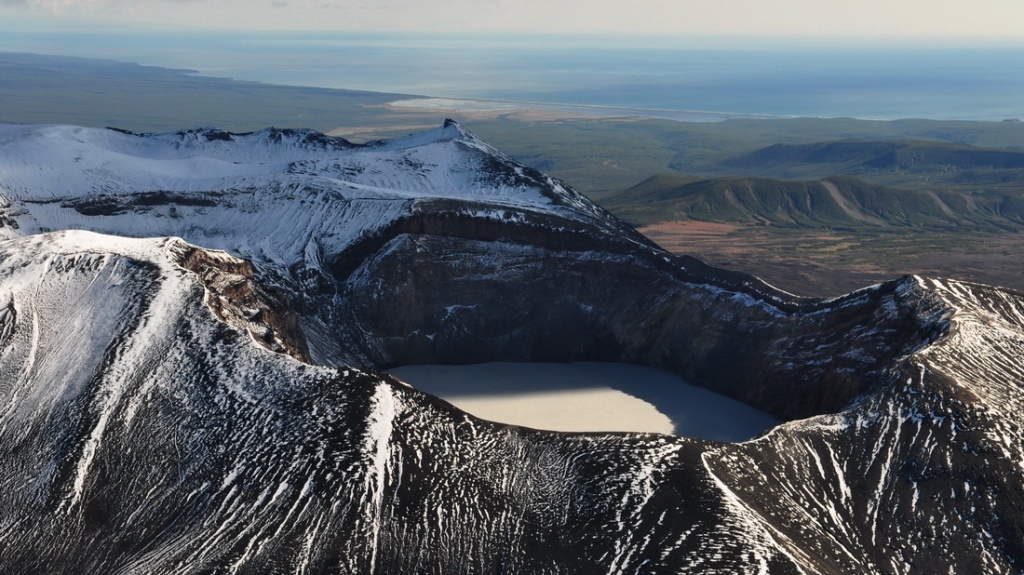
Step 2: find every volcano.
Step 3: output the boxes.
[0,121,1021,574]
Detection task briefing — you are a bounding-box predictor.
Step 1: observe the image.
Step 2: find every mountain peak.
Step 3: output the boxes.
[373,118,481,152]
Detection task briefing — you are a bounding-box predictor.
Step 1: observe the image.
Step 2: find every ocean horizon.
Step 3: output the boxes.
[2,31,1023,122]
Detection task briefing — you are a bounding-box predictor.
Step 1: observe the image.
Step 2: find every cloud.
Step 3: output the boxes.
[5,0,1024,37]
[0,0,195,9]
[0,0,111,10]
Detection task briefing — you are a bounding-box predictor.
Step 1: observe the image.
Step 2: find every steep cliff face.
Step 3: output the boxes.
[1,122,1023,573]
[339,230,944,420]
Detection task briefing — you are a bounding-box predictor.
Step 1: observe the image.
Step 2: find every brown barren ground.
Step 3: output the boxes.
[639,221,1024,298]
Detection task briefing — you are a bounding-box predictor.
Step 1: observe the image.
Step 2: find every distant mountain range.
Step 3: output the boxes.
[718,139,1024,184]
[1,121,1023,573]
[605,173,1024,230]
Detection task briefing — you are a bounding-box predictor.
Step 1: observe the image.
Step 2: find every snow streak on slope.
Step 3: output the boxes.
[0,231,368,573]
[0,231,808,574]
[702,276,1024,574]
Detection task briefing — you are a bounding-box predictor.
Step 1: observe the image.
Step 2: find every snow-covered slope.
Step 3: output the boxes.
[0,120,654,365]
[0,121,639,265]
[704,277,1024,574]
[1,122,1023,573]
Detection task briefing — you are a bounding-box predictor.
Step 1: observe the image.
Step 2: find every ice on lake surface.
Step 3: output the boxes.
[387,362,780,442]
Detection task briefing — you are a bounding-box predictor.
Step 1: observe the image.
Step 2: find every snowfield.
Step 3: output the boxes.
[0,121,635,258]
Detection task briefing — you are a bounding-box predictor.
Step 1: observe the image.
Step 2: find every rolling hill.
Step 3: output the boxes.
[715,139,1024,187]
[604,173,1024,230]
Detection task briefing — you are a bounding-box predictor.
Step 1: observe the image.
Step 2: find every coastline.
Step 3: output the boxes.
[387,96,790,123]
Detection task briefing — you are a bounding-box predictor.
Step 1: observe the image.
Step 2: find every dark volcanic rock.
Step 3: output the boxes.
[337,223,942,420]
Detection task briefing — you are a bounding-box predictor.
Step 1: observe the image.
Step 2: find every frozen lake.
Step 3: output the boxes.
[387,362,781,442]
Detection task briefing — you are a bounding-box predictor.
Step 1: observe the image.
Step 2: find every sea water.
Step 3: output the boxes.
[2,32,1022,121]
[4,31,1023,122]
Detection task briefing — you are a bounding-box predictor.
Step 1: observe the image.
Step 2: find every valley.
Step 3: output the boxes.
[638,222,1024,297]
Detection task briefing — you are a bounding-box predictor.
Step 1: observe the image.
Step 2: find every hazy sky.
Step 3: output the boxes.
[2,0,1023,39]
